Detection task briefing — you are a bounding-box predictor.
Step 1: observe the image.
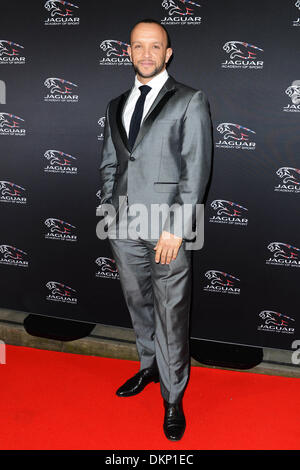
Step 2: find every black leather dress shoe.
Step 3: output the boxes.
[116,368,159,397]
[163,400,186,441]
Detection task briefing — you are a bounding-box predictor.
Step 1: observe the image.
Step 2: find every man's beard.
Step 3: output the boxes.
[132,59,166,79]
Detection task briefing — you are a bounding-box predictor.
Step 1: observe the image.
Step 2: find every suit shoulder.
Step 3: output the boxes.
[174,81,208,102]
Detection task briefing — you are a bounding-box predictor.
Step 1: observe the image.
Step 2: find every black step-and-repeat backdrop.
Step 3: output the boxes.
[0,1,299,350]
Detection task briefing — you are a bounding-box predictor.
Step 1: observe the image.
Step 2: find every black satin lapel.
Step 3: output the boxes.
[116,91,131,152]
[131,88,177,153]
[144,75,176,120]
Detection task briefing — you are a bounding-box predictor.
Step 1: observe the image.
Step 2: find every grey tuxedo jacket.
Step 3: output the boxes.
[99,75,212,239]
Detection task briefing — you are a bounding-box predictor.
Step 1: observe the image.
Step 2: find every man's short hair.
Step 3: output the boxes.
[130,18,171,49]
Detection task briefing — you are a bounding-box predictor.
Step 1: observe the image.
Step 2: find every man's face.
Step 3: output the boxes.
[128,23,173,83]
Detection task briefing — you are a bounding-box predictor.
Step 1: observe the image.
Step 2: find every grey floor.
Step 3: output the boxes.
[0,307,299,378]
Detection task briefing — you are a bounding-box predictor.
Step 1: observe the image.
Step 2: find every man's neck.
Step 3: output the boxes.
[136,68,167,85]
[137,76,153,85]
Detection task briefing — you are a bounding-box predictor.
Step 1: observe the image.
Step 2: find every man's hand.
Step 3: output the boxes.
[154,231,183,264]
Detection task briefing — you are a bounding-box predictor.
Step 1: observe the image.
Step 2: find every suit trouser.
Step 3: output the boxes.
[108,232,192,404]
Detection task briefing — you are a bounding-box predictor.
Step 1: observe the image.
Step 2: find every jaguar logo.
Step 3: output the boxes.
[44,0,78,17]
[0,181,25,197]
[100,40,130,57]
[44,150,76,166]
[44,218,76,234]
[44,78,77,94]
[0,245,27,260]
[259,310,294,328]
[46,281,76,297]
[276,167,300,185]
[217,122,255,141]
[95,257,118,273]
[210,200,248,217]
[0,40,24,57]
[223,41,263,60]
[285,81,300,105]
[162,0,201,16]
[0,113,24,129]
[267,242,300,260]
[98,117,106,127]
[205,270,240,287]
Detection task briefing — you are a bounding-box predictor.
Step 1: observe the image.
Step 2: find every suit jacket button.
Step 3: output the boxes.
[129,156,135,161]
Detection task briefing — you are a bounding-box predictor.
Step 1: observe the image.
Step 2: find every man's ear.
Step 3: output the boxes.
[127,45,132,61]
[165,47,173,64]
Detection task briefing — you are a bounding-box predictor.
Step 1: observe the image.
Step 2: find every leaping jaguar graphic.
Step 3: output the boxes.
[44,150,76,166]
[0,181,25,197]
[44,0,78,17]
[95,257,118,273]
[276,167,300,185]
[223,41,263,60]
[44,78,77,94]
[0,113,24,129]
[259,310,294,327]
[44,218,76,234]
[285,81,300,105]
[205,270,240,287]
[98,117,106,127]
[267,242,300,260]
[211,200,248,217]
[217,122,255,141]
[100,40,130,57]
[162,0,201,16]
[0,245,27,260]
[46,281,76,297]
[0,40,24,57]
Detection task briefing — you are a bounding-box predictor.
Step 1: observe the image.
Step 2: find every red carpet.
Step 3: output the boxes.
[0,345,299,450]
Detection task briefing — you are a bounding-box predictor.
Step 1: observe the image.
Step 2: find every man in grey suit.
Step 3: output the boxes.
[99,18,212,441]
